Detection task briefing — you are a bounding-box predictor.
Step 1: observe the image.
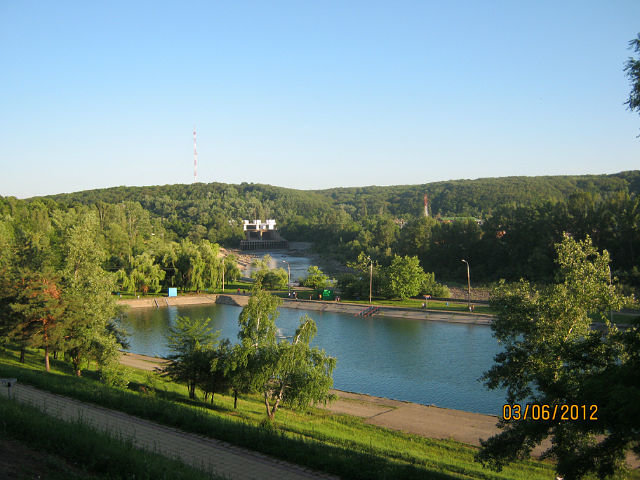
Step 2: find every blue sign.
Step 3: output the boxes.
[168,288,177,297]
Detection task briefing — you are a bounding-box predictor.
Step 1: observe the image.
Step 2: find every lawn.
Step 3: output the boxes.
[0,345,562,480]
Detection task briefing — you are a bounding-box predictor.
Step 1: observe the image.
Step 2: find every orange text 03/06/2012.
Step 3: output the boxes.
[502,404,598,421]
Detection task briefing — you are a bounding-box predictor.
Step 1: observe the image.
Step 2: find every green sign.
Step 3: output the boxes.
[322,289,334,300]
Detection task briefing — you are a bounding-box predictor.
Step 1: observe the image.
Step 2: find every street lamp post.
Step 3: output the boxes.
[367,256,373,305]
[221,256,225,292]
[462,259,471,312]
[282,260,291,295]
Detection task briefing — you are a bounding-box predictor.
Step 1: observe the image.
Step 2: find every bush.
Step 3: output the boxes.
[302,266,329,290]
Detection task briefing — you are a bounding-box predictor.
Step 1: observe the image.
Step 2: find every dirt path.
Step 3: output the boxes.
[2,383,337,480]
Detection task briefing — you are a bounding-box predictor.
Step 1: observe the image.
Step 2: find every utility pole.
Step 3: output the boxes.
[462,259,471,312]
[282,260,291,295]
[193,127,198,183]
[221,256,225,292]
[368,256,373,304]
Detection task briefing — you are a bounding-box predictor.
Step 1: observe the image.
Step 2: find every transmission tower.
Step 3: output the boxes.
[193,127,198,183]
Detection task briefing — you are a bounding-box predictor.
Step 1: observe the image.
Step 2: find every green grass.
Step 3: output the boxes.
[115,281,498,315]
[0,394,219,479]
[337,296,495,314]
[0,346,559,480]
[115,280,255,299]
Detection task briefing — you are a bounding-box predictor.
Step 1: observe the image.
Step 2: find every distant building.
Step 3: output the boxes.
[240,219,288,250]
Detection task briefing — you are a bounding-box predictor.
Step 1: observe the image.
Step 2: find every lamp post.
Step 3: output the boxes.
[221,256,225,293]
[462,259,471,311]
[367,256,373,305]
[282,260,291,295]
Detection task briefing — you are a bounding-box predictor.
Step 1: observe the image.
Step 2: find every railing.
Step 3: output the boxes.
[355,306,379,317]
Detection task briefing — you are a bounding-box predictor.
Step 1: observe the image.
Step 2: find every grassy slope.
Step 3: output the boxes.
[1,346,557,480]
[0,393,218,480]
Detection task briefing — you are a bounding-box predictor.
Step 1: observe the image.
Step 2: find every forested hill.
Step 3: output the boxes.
[35,170,640,220]
[4,170,638,286]
[316,171,640,217]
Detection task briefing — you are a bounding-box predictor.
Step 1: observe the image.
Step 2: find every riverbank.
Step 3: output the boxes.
[120,352,505,451]
[118,293,494,325]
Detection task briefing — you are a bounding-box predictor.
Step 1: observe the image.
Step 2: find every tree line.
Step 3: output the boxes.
[0,207,127,383]
[6,171,637,294]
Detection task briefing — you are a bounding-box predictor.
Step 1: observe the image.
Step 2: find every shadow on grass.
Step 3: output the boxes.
[1,356,463,480]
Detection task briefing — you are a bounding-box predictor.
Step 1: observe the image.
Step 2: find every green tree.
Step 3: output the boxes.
[250,255,287,289]
[60,213,121,377]
[385,255,427,300]
[9,271,65,372]
[198,240,222,290]
[117,252,166,295]
[223,254,241,284]
[625,33,640,120]
[162,316,220,399]
[262,268,288,290]
[250,254,273,285]
[201,338,233,404]
[477,235,631,480]
[421,271,450,298]
[258,315,336,420]
[175,240,206,292]
[302,265,329,290]
[235,289,335,420]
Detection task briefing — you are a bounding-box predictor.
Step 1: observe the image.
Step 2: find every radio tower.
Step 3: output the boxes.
[193,127,198,183]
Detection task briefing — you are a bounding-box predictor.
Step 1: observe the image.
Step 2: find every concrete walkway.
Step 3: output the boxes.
[2,384,337,480]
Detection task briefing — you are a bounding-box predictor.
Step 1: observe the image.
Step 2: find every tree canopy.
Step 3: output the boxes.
[625,33,640,119]
[477,236,635,480]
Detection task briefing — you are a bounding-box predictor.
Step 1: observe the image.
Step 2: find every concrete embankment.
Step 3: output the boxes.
[118,294,493,324]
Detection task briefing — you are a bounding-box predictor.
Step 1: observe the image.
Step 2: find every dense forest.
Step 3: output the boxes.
[1,171,639,292]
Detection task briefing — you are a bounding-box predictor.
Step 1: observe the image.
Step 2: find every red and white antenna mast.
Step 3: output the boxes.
[193,127,198,183]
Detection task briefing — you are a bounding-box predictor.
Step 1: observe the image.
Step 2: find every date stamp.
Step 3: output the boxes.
[502,404,598,421]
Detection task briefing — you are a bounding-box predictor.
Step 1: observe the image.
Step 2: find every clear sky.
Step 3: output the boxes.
[1,1,638,198]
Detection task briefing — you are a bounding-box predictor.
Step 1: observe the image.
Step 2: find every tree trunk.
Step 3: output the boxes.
[264,392,271,418]
[72,356,81,376]
[44,345,50,372]
[19,346,25,363]
[233,389,238,409]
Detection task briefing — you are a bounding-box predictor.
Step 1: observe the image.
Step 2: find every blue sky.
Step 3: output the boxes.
[1,1,638,198]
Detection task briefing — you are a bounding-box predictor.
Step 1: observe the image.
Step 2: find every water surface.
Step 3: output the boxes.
[121,303,506,415]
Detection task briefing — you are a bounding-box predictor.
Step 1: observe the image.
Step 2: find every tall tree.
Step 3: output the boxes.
[385,255,427,300]
[117,252,166,295]
[60,213,120,376]
[477,236,632,480]
[302,266,329,290]
[162,316,219,399]
[10,271,65,371]
[258,315,336,420]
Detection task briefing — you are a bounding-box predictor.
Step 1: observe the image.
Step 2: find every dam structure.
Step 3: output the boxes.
[240,219,289,250]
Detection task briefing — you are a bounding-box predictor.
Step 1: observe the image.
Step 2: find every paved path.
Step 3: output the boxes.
[2,384,337,480]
